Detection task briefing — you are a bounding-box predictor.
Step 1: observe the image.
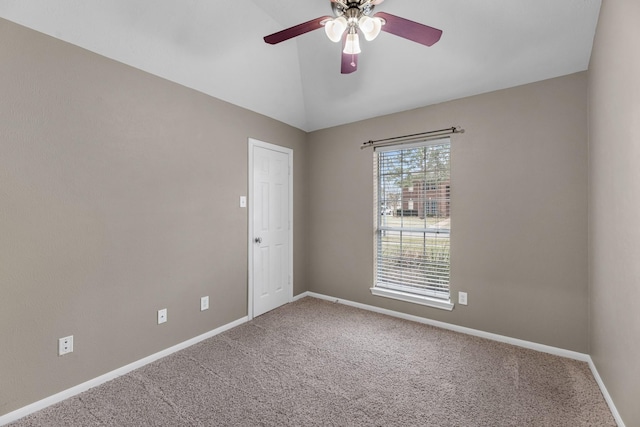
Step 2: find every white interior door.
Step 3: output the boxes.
[249,139,292,318]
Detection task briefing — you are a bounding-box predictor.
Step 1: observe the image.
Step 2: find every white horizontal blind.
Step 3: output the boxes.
[375,138,451,299]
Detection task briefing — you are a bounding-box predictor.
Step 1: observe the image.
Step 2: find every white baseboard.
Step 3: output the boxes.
[292,292,308,302]
[3,293,626,427]
[0,316,249,426]
[302,291,588,360]
[587,358,626,427]
[299,291,625,427]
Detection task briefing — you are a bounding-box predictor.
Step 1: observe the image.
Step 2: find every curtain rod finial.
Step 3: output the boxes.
[361,140,374,150]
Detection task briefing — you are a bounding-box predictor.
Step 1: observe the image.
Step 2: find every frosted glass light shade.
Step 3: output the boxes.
[324,16,348,42]
[343,32,362,54]
[358,16,383,41]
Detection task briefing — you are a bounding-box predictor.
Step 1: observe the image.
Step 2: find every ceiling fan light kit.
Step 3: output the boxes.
[324,16,347,42]
[358,15,383,41]
[344,32,362,55]
[264,0,442,74]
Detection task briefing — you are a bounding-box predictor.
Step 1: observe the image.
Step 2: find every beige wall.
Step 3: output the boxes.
[0,19,307,416]
[589,0,640,425]
[307,72,589,353]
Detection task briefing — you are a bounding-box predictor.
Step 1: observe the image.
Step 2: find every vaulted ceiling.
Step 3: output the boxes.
[0,0,601,131]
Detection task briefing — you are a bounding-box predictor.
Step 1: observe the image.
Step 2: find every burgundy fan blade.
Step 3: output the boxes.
[341,51,358,74]
[264,16,332,45]
[341,34,358,74]
[374,12,442,47]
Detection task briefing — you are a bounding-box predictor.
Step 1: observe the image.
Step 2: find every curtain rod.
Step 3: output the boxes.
[360,126,464,150]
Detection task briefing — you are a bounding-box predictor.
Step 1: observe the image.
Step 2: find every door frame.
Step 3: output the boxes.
[247,138,293,320]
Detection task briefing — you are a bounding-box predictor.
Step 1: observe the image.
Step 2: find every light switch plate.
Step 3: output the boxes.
[240,196,247,208]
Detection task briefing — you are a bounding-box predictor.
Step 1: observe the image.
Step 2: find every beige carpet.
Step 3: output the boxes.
[10,297,615,426]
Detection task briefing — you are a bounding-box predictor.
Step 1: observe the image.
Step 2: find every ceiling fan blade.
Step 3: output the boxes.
[341,51,358,74]
[374,12,442,47]
[264,16,332,45]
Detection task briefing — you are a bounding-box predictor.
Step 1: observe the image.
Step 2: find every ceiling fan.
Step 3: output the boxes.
[263,0,443,74]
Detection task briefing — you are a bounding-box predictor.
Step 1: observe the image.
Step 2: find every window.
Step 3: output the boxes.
[372,138,453,310]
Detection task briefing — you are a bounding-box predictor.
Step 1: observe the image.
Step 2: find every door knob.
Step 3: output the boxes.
[254,237,262,244]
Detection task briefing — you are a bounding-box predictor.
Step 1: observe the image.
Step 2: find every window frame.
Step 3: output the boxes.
[370,138,454,311]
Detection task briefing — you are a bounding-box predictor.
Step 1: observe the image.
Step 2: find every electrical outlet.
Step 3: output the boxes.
[58,335,74,356]
[458,292,468,306]
[158,308,167,324]
[200,296,209,311]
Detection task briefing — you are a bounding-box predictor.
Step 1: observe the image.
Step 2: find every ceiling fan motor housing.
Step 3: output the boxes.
[332,0,375,19]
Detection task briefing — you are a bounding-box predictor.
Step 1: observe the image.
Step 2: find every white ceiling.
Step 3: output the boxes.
[0,0,601,132]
